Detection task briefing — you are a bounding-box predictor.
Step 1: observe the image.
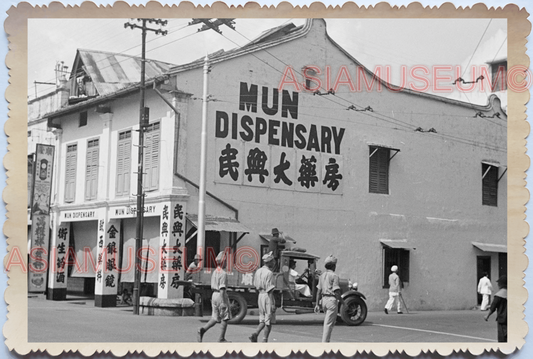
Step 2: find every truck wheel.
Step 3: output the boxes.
[340,296,367,326]
[227,292,247,324]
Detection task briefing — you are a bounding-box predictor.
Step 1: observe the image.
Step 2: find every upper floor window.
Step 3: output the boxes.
[65,143,77,203]
[482,162,499,206]
[116,130,132,197]
[490,61,507,92]
[369,146,390,194]
[79,111,88,127]
[143,122,160,191]
[85,139,99,201]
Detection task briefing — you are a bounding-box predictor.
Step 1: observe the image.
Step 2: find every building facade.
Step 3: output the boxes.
[30,19,507,311]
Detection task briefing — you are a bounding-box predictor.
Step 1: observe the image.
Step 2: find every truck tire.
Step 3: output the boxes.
[340,296,367,326]
[228,292,247,324]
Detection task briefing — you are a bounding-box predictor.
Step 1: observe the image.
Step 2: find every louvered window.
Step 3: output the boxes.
[143,122,160,191]
[369,146,390,194]
[116,130,132,197]
[65,144,77,203]
[85,139,99,201]
[482,163,498,206]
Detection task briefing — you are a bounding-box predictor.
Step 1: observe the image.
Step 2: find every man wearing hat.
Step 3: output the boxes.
[197,251,231,342]
[249,251,277,342]
[268,228,286,271]
[484,275,507,342]
[384,265,403,314]
[185,254,202,282]
[315,255,343,342]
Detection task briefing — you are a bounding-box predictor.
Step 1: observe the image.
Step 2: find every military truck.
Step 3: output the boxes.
[192,249,368,326]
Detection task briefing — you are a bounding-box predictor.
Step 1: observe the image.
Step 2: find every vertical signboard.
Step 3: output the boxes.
[29,144,55,292]
[95,218,120,307]
[158,200,187,298]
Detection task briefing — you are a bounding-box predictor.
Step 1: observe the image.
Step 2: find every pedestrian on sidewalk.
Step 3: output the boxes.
[384,265,403,314]
[315,255,343,342]
[484,275,507,342]
[197,252,231,343]
[477,272,493,311]
[249,251,276,342]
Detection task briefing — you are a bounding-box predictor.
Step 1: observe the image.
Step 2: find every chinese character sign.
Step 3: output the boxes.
[31,144,55,217]
[158,201,186,299]
[213,82,344,194]
[95,219,120,297]
[215,140,344,194]
[29,144,55,292]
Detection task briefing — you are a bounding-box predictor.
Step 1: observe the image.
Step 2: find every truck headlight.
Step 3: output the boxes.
[352,282,358,291]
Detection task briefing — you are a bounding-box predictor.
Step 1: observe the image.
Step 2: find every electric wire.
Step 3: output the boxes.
[30,19,507,153]
[205,98,505,153]
[216,25,505,151]
[460,19,493,79]
[29,20,193,98]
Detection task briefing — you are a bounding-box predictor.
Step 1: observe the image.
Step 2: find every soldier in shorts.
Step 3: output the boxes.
[249,251,276,342]
[315,255,343,342]
[197,252,231,343]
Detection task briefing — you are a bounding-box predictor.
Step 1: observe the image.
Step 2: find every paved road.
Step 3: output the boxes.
[28,297,498,343]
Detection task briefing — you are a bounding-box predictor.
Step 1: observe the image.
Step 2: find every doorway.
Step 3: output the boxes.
[476,256,491,305]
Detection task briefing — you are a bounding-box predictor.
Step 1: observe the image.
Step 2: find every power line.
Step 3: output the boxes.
[205,96,505,153]
[28,20,194,98]
[461,19,493,79]
[206,24,506,152]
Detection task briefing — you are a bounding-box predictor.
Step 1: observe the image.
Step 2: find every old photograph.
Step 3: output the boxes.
[3,2,530,357]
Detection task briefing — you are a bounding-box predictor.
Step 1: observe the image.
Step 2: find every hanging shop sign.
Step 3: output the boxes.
[29,144,54,292]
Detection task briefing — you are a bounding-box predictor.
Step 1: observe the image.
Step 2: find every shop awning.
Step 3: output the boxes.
[472,241,507,253]
[186,214,251,233]
[260,234,297,243]
[380,239,416,250]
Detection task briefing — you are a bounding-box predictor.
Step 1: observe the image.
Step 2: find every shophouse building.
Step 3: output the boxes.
[31,19,507,310]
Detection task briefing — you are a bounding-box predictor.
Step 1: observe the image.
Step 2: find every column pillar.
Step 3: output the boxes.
[157,199,187,298]
[95,216,120,307]
[46,218,69,300]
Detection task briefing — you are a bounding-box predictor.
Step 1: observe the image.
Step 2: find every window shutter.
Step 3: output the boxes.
[149,130,160,189]
[143,132,152,190]
[116,131,132,197]
[65,144,77,202]
[85,140,99,201]
[116,141,124,195]
[482,164,498,206]
[369,147,390,194]
[143,123,160,191]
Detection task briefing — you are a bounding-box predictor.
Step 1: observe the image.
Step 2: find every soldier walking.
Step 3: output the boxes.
[197,252,231,343]
[249,251,276,342]
[315,255,343,342]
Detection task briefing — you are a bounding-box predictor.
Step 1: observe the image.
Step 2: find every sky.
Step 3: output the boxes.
[27,17,506,105]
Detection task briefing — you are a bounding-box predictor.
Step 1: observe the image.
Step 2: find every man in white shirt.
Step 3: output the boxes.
[478,272,493,311]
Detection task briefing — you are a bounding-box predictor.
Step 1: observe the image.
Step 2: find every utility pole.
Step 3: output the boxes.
[124,18,167,315]
[189,18,235,266]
